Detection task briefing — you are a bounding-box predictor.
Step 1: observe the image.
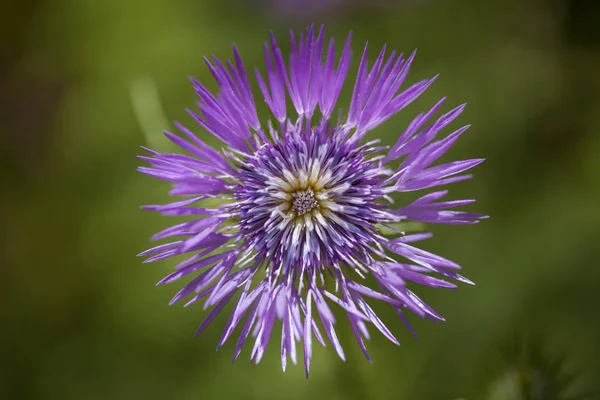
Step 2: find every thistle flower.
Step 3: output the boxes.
[138,25,486,376]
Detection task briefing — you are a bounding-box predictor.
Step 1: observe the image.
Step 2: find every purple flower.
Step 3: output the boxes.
[139,25,487,376]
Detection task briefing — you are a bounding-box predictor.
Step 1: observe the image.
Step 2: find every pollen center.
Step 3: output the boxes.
[291,188,319,215]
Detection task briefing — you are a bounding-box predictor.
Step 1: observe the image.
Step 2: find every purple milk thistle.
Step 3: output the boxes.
[139,25,486,376]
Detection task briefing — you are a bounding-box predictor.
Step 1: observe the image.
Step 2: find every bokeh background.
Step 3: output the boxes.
[2,0,600,399]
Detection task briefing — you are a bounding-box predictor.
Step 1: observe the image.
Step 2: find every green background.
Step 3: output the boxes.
[2,0,600,399]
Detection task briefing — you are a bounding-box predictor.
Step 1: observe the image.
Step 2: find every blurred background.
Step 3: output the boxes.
[2,0,600,399]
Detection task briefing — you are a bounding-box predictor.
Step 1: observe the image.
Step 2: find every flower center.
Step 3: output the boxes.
[291,188,319,216]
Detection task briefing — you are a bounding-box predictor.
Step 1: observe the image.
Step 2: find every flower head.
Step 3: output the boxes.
[139,25,487,376]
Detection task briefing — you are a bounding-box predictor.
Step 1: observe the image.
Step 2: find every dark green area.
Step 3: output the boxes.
[1,0,599,399]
